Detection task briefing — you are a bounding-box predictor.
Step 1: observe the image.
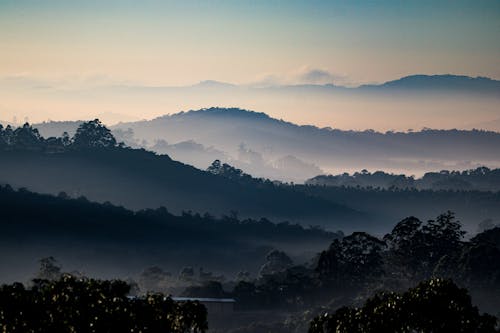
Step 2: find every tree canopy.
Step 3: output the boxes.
[0,274,207,333]
[309,278,498,333]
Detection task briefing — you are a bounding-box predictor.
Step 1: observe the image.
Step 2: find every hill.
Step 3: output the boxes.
[307,167,500,192]
[0,121,363,231]
[0,185,338,283]
[359,74,500,94]
[111,107,500,180]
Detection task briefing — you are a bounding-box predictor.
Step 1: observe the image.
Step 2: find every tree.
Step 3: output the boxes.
[72,119,117,148]
[36,256,62,280]
[384,216,426,280]
[11,123,44,150]
[309,278,498,333]
[422,211,466,269]
[259,250,293,277]
[0,274,207,333]
[139,266,172,292]
[316,232,385,287]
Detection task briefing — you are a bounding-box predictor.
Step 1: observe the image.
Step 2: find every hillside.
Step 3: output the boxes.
[30,107,500,182]
[0,122,363,231]
[111,107,500,180]
[0,185,338,283]
[307,167,500,192]
[359,74,500,94]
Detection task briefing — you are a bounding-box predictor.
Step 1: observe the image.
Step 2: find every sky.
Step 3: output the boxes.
[0,0,499,127]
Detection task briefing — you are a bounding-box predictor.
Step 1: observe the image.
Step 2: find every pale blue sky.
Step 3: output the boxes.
[1,0,499,85]
[0,1,499,129]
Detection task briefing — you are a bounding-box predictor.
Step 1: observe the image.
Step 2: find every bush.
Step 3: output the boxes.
[0,274,207,333]
[309,278,498,333]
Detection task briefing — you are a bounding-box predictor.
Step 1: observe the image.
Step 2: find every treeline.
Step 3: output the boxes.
[0,185,337,280]
[309,278,498,333]
[296,184,500,233]
[0,121,361,229]
[0,119,119,152]
[163,212,500,332]
[307,167,500,192]
[227,212,499,311]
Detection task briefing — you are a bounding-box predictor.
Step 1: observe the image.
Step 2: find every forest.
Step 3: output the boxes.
[307,167,500,192]
[1,120,499,332]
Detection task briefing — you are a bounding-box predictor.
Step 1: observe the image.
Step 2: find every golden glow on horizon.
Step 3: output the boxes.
[0,1,498,129]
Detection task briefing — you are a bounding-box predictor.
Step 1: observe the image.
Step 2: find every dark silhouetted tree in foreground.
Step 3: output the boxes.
[0,274,207,333]
[309,278,498,333]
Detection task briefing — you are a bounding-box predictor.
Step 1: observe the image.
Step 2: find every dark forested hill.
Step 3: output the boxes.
[0,122,364,231]
[0,185,338,283]
[0,148,364,227]
[296,185,500,234]
[307,167,500,192]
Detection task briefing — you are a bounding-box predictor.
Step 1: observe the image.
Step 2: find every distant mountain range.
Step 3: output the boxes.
[2,73,499,133]
[30,106,500,182]
[108,74,500,96]
[358,74,500,94]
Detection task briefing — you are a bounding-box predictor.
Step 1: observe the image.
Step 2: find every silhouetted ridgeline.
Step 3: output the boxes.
[296,185,500,233]
[0,121,363,230]
[113,108,500,174]
[2,121,500,234]
[0,185,338,283]
[30,107,500,182]
[307,167,500,192]
[113,107,500,163]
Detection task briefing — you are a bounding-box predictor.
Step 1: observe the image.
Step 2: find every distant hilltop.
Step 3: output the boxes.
[358,74,500,93]
[186,74,500,93]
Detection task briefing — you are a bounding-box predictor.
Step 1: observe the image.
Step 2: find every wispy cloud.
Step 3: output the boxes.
[250,67,354,87]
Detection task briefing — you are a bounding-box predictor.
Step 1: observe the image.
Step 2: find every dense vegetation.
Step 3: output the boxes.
[0,120,117,152]
[0,274,207,333]
[2,118,500,332]
[225,213,500,312]
[0,184,338,281]
[296,184,500,233]
[1,185,499,331]
[0,120,361,229]
[309,278,498,333]
[169,213,499,332]
[307,167,500,192]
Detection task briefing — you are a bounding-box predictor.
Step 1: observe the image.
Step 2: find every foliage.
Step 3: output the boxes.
[259,250,294,277]
[0,274,207,333]
[72,119,117,148]
[0,184,336,284]
[307,166,500,191]
[36,256,62,280]
[207,159,273,187]
[316,232,386,287]
[309,278,499,333]
[231,212,499,313]
[0,119,118,152]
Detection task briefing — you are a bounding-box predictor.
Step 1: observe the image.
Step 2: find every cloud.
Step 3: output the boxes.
[250,67,353,87]
[296,68,352,86]
[298,69,337,84]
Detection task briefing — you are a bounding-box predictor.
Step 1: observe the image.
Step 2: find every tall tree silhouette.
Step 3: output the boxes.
[72,119,117,148]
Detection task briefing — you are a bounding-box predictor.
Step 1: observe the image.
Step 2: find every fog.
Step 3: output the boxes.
[1,75,499,132]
